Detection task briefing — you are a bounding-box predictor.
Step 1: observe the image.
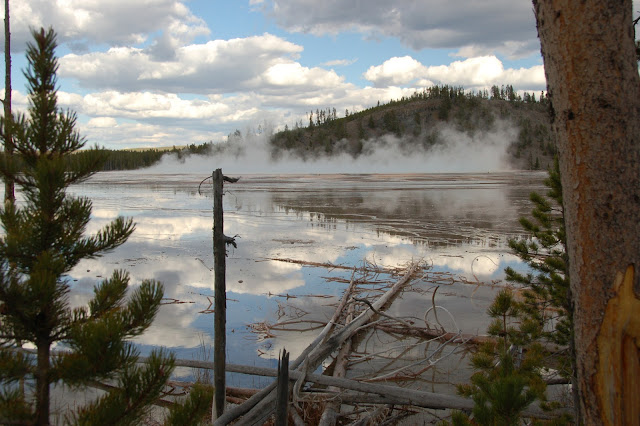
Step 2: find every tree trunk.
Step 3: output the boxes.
[213,168,226,419]
[35,341,50,425]
[533,1,640,424]
[3,0,14,203]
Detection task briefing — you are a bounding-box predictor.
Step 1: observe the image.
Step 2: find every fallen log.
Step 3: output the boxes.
[318,294,355,426]
[372,325,568,355]
[213,268,360,425]
[226,263,420,424]
[374,324,494,345]
[164,358,570,420]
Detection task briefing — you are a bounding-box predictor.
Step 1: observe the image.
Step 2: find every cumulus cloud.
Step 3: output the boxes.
[364,55,545,91]
[260,0,539,58]
[3,0,210,54]
[363,56,429,86]
[76,119,225,149]
[86,117,118,128]
[58,34,319,94]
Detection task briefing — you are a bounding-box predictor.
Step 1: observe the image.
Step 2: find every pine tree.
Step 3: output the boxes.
[504,158,573,378]
[0,28,179,425]
[450,160,573,425]
[453,289,547,426]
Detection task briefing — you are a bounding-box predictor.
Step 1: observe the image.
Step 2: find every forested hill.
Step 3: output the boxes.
[57,85,555,172]
[270,85,556,170]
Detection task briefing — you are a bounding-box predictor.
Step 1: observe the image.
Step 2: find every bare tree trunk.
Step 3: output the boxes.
[213,168,226,419]
[3,0,14,203]
[35,341,50,425]
[533,1,640,424]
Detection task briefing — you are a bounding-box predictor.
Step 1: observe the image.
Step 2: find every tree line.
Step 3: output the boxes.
[271,83,555,170]
[0,142,214,172]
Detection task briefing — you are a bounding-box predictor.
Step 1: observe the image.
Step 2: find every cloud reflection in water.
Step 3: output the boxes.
[65,172,544,382]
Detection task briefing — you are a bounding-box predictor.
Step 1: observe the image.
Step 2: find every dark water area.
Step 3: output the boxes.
[57,171,545,389]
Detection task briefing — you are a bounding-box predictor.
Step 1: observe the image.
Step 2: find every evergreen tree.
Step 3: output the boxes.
[504,158,572,374]
[453,290,547,426]
[0,28,186,425]
[450,160,573,425]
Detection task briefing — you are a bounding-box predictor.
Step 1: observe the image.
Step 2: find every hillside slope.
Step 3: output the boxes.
[269,86,555,170]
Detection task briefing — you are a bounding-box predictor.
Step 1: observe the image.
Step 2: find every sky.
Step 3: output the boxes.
[2,0,638,150]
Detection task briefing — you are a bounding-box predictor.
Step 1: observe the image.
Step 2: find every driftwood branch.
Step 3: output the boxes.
[159,358,570,420]
[225,263,420,425]
[318,291,355,426]
[213,269,360,425]
[275,349,290,425]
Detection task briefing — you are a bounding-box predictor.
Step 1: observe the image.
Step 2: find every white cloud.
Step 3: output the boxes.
[261,0,539,58]
[76,120,224,149]
[364,55,545,91]
[3,0,210,53]
[86,117,117,128]
[363,56,428,86]
[58,34,306,94]
[260,62,344,88]
[321,58,357,67]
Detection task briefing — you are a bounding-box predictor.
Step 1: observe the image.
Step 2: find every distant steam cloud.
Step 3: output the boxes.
[143,121,516,175]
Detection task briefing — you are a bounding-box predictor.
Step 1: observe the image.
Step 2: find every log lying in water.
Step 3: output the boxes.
[167,358,570,420]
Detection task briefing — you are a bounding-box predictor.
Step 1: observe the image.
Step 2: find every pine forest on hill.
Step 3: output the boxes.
[270,85,556,171]
[4,84,555,172]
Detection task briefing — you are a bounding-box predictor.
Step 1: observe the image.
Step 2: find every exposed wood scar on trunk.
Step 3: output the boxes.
[596,264,640,425]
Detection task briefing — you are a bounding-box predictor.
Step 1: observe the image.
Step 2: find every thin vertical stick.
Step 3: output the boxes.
[275,349,290,426]
[213,168,226,419]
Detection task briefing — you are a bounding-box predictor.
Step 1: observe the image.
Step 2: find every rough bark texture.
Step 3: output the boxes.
[213,168,226,419]
[533,1,640,424]
[3,0,14,203]
[36,341,50,425]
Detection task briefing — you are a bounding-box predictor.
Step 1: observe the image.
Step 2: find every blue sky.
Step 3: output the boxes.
[2,0,637,149]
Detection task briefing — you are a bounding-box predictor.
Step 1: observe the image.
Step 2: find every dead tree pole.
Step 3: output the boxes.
[274,349,290,426]
[3,0,14,203]
[212,168,238,420]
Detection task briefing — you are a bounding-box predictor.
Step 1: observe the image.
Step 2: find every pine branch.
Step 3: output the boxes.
[70,349,175,426]
[165,383,214,426]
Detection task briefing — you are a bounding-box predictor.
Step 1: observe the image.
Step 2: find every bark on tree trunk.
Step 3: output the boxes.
[35,341,50,425]
[4,0,14,203]
[533,1,640,424]
[213,168,226,419]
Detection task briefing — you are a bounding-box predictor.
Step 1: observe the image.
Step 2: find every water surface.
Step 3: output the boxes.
[64,171,546,388]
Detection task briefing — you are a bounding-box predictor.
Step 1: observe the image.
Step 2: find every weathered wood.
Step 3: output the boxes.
[374,324,493,345]
[212,168,226,419]
[234,264,420,425]
[161,358,568,420]
[318,294,355,426]
[3,0,14,203]
[210,169,239,420]
[213,270,359,425]
[274,349,290,426]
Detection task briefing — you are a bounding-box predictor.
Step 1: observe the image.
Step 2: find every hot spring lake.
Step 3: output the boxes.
[61,170,546,390]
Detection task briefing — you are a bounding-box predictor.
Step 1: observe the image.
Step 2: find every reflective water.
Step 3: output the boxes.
[63,171,545,388]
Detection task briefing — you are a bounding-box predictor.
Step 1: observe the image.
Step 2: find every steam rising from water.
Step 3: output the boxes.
[144,121,517,175]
